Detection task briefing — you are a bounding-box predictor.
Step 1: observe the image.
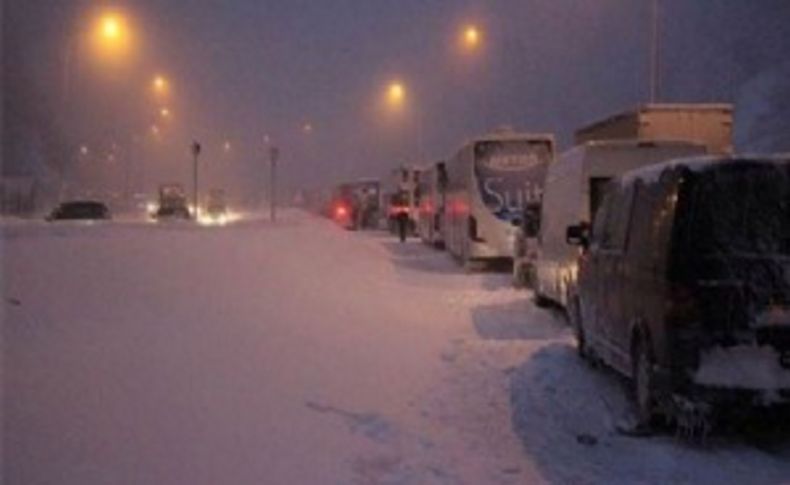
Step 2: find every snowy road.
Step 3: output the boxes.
[4,211,790,484]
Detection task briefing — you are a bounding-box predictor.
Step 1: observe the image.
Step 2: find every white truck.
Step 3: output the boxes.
[574,103,733,155]
[154,183,191,219]
[533,139,707,308]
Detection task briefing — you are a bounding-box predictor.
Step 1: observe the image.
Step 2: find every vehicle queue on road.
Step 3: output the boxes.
[317,101,790,435]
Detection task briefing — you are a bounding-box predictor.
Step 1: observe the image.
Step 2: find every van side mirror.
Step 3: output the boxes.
[566,224,589,248]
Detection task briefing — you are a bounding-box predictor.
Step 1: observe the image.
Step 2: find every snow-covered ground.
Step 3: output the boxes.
[4,210,790,484]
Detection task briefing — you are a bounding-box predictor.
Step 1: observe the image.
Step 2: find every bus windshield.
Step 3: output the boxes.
[474,139,552,221]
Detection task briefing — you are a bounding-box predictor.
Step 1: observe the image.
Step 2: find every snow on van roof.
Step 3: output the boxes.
[578,138,707,150]
[620,153,790,186]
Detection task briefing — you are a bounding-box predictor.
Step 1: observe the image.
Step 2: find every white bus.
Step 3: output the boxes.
[444,131,555,266]
[534,139,707,308]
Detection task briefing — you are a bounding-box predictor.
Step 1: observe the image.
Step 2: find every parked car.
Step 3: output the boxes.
[567,155,790,429]
[46,200,111,221]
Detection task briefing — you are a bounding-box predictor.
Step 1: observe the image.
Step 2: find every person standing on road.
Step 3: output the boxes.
[395,207,409,243]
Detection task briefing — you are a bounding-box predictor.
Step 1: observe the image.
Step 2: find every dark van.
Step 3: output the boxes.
[567,156,790,427]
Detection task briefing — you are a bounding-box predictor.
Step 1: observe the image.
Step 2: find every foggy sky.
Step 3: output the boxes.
[3,1,789,199]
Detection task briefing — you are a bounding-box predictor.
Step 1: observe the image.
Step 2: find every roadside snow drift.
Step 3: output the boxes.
[4,211,790,484]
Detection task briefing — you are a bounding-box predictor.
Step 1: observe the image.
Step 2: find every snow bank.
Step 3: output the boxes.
[5,211,790,484]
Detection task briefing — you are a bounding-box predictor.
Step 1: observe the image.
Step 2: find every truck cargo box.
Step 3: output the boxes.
[574,103,733,155]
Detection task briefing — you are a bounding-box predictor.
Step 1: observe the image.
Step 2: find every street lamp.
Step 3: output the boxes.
[386,81,405,110]
[160,107,171,119]
[92,11,132,61]
[152,75,169,96]
[462,24,482,51]
[101,17,120,39]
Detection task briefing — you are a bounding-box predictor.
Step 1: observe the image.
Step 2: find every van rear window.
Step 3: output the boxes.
[689,164,790,256]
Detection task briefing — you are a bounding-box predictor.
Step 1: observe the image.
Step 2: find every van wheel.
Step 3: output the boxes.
[633,335,658,429]
[568,298,590,360]
[512,264,526,288]
[533,281,551,307]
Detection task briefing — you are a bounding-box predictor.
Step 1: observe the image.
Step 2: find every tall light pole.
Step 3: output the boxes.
[269,145,279,222]
[191,141,201,219]
[649,0,661,102]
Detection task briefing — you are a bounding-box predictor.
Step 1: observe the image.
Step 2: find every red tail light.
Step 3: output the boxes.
[389,205,409,216]
[334,205,348,218]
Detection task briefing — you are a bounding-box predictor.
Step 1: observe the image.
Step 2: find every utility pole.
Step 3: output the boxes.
[191,141,201,219]
[649,0,661,103]
[269,145,279,222]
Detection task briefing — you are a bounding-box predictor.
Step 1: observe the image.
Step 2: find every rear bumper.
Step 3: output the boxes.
[652,364,790,408]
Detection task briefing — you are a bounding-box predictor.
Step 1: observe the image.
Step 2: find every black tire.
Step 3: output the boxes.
[633,334,659,428]
[512,264,525,288]
[533,292,552,308]
[568,298,590,360]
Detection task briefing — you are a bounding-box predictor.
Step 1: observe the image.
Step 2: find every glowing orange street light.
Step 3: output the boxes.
[462,24,482,51]
[160,107,171,119]
[386,81,405,109]
[101,17,121,39]
[153,75,169,95]
[92,12,132,59]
